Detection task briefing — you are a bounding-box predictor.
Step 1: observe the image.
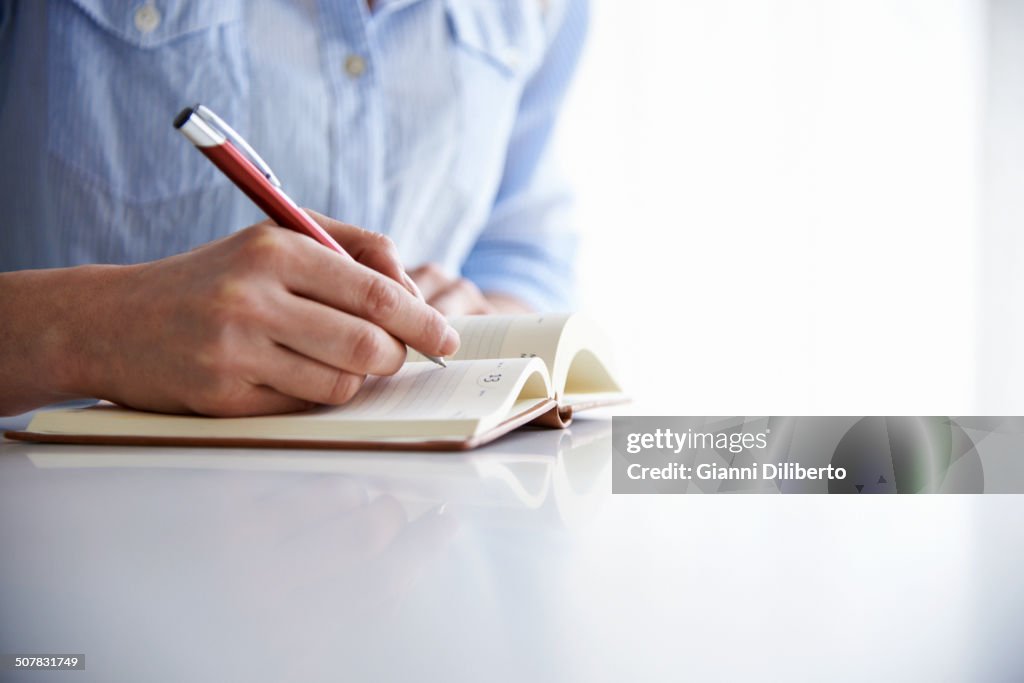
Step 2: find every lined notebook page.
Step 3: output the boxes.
[304,357,545,422]
[409,314,572,372]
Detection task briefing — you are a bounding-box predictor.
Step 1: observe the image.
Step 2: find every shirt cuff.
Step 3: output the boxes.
[461,240,577,312]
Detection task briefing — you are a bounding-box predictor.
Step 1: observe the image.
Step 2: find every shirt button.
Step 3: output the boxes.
[133,4,161,34]
[344,54,367,78]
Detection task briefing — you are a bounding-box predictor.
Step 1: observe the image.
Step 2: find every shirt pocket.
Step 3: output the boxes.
[444,0,546,201]
[46,0,248,204]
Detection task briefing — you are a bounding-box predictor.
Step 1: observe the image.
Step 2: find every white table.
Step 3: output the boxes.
[1,412,1021,682]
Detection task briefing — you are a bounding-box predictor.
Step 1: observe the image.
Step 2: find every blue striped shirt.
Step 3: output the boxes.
[0,0,587,310]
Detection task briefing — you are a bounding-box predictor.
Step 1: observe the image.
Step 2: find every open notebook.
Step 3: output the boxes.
[7,313,626,450]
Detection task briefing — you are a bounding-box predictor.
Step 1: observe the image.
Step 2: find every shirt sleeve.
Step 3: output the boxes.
[460,0,589,312]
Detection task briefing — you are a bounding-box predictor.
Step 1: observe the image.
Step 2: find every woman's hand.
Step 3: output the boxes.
[407,263,532,317]
[0,215,460,416]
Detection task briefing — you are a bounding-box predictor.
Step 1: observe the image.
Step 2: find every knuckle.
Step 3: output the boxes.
[211,276,250,308]
[193,344,220,373]
[324,371,364,405]
[191,376,243,416]
[344,325,404,375]
[378,339,407,374]
[189,323,255,414]
[193,340,238,382]
[193,317,251,378]
[239,225,290,267]
[348,326,384,369]
[209,278,262,327]
[240,223,278,246]
[361,276,401,320]
[366,231,397,252]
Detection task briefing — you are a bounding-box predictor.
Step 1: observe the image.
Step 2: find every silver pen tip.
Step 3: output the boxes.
[423,354,447,368]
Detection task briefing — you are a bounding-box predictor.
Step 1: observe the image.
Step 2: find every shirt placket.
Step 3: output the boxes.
[318,0,386,232]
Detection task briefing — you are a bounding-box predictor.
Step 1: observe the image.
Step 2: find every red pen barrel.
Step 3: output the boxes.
[199,142,348,257]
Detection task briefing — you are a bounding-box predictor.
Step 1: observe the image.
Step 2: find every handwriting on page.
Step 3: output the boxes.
[339,363,472,418]
[333,360,522,421]
[476,360,510,389]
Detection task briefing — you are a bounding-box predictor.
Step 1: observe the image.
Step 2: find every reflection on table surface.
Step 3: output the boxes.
[1,416,1023,682]
[0,418,610,682]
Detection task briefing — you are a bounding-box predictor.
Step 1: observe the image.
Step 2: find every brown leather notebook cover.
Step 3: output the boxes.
[4,400,572,452]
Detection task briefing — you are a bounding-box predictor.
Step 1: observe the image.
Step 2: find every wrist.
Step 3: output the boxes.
[0,265,122,414]
[49,264,137,398]
[8,264,135,403]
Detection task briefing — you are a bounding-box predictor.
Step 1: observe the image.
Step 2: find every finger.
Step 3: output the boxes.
[255,342,367,406]
[189,384,313,417]
[430,278,495,317]
[303,210,420,298]
[282,239,460,358]
[266,292,407,376]
[407,263,451,301]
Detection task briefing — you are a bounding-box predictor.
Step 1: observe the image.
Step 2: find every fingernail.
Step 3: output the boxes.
[403,271,424,300]
[441,326,460,355]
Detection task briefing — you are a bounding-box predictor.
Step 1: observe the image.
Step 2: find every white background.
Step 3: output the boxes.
[558,0,1014,415]
[556,8,1024,678]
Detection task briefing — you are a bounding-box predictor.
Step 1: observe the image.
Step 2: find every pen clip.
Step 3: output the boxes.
[193,104,282,188]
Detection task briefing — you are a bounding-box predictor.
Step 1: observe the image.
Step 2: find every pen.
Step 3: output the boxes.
[174,104,447,368]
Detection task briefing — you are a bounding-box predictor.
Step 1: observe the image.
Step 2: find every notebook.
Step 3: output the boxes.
[6,313,626,450]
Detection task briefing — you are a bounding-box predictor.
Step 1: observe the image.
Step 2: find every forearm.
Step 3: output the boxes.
[0,265,123,415]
